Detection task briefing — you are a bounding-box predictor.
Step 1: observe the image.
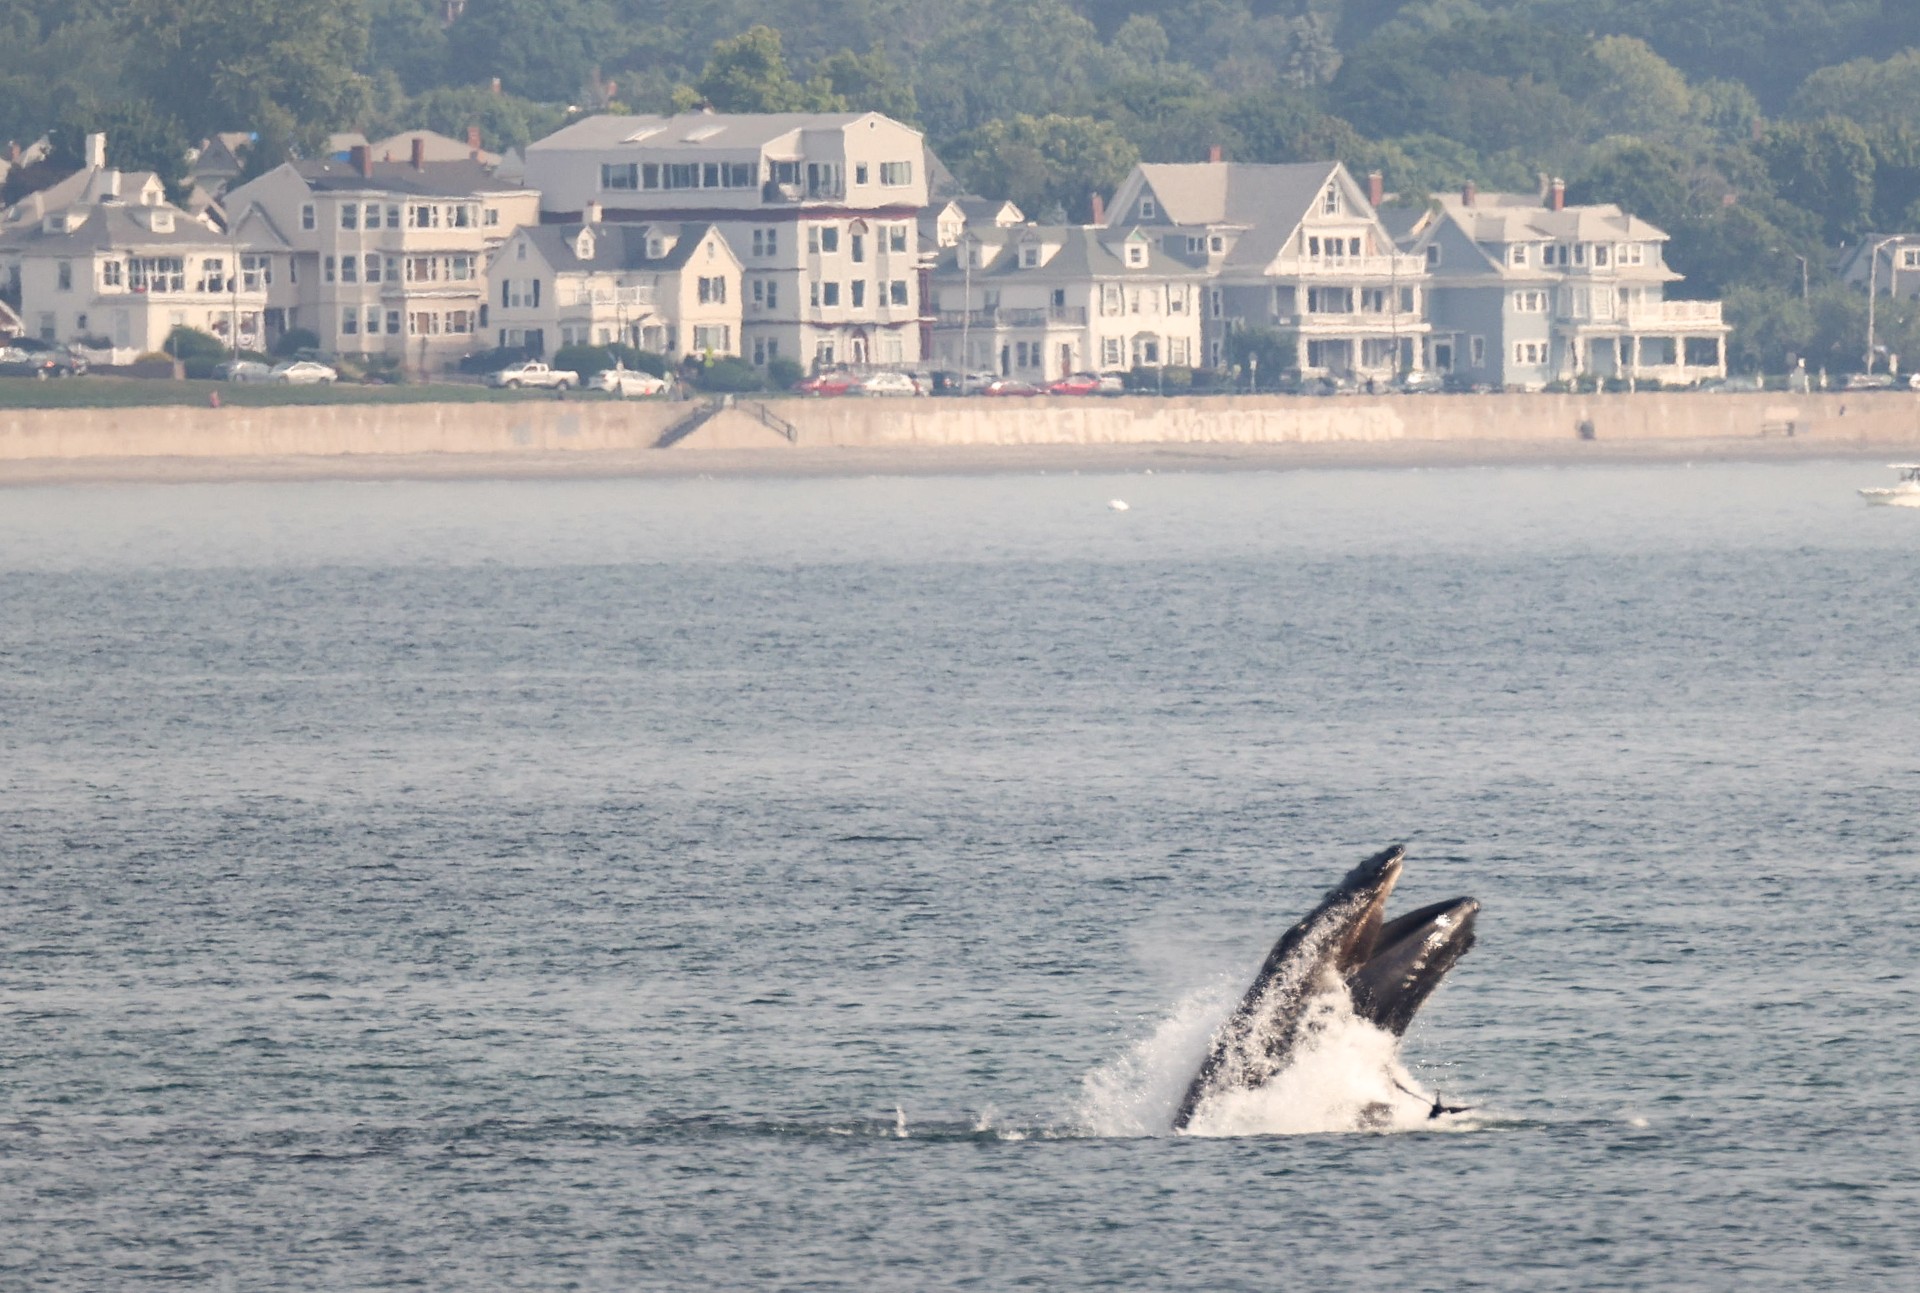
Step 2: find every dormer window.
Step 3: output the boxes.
[574,230,596,260]
[1323,183,1340,215]
[1127,244,1145,266]
[1209,235,1224,252]
[648,237,665,259]
[1022,246,1039,267]
[1139,197,1156,220]
[1510,245,1529,266]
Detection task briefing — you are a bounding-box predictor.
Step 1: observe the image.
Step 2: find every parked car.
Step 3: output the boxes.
[589,366,669,398]
[270,360,338,385]
[487,360,577,390]
[1393,370,1445,394]
[795,371,859,396]
[1841,371,1895,390]
[0,352,83,379]
[217,360,273,383]
[855,371,921,397]
[1047,372,1126,396]
[979,377,1043,397]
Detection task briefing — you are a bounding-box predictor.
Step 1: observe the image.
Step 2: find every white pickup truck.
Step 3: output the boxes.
[487,360,579,390]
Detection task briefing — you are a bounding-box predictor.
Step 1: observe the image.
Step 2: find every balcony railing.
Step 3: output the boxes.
[560,285,656,309]
[762,181,845,204]
[1275,311,1428,330]
[933,305,1088,328]
[1277,254,1426,279]
[1622,299,1723,328]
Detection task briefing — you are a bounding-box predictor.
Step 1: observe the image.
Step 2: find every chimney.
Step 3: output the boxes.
[7,141,20,165]
[490,77,502,95]
[85,132,107,170]
[466,124,482,156]
[585,200,602,225]
[1368,170,1384,207]
[410,136,426,170]
[351,143,372,178]
[1208,144,1223,164]
[1550,177,1565,212]
[104,169,121,199]
[1462,181,1476,207]
[1090,192,1105,225]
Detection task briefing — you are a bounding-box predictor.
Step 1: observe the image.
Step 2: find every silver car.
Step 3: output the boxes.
[269,360,338,385]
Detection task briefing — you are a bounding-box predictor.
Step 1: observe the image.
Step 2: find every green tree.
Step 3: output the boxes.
[1227,324,1298,383]
[1761,117,1876,242]
[120,0,371,160]
[686,26,844,113]
[945,114,1139,223]
[446,0,619,103]
[47,101,193,202]
[819,46,917,122]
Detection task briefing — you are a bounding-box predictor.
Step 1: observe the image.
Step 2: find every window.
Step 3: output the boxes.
[452,205,473,228]
[387,205,401,228]
[851,280,866,307]
[408,311,440,335]
[1132,335,1160,366]
[879,161,912,186]
[1187,236,1203,254]
[1514,340,1546,365]
[889,280,908,306]
[56,261,71,291]
[1361,288,1387,313]
[324,255,336,283]
[129,257,186,292]
[1322,183,1340,215]
[1101,284,1123,316]
[406,257,437,283]
[855,163,869,185]
[815,339,835,365]
[1022,246,1039,267]
[447,255,475,282]
[341,204,357,230]
[752,279,764,309]
[1307,287,1353,313]
[1169,337,1190,365]
[365,307,382,334]
[810,281,820,307]
[1102,337,1123,366]
[851,234,865,264]
[698,276,727,304]
[1426,244,1442,267]
[1168,287,1188,314]
[753,229,766,256]
[693,324,730,352]
[1573,243,1588,266]
[484,208,500,227]
[341,307,359,335]
[102,261,123,288]
[1470,336,1486,366]
[409,204,438,229]
[1904,248,1920,270]
[365,203,381,228]
[887,224,908,253]
[515,242,527,260]
[821,282,840,306]
[1209,288,1222,319]
[386,310,402,335]
[301,204,315,230]
[1512,290,1547,313]
[765,279,779,309]
[1126,245,1145,266]
[446,309,474,334]
[1139,197,1156,220]
[1209,235,1223,252]
[1626,243,1646,266]
[666,163,697,190]
[341,255,357,283]
[821,227,839,254]
[602,163,639,190]
[365,256,382,284]
[197,258,227,293]
[1594,244,1610,267]
[1510,245,1529,266]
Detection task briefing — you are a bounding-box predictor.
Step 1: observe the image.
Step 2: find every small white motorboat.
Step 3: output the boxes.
[1859,463,1920,507]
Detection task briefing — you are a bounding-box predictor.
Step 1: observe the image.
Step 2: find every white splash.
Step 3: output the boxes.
[893,1105,909,1139]
[1108,499,1131,511]
[1079,981,1472,1138]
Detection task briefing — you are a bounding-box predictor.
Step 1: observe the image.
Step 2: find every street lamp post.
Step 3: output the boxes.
[959,234,973,384]
[1867,235,1900,374]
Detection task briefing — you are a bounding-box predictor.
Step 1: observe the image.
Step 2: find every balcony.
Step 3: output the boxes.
[1622,299,1723,328]
[762,180,845,205]
[1275,311,1428,332]
[560,285,655,309]
[1275,254,1426,279]
[933,305,1088,328]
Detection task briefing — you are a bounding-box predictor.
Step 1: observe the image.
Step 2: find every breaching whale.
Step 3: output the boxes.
[1172,844,1478,1132]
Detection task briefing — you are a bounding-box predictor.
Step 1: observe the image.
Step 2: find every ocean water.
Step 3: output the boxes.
[2,461,1916,1290]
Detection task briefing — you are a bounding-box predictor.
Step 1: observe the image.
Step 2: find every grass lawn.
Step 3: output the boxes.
[0,377,634,410]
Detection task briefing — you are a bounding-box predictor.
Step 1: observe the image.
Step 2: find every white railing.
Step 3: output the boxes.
[1278,254,1426,279]
[560,286,655,309]
[1622,299,1723,327]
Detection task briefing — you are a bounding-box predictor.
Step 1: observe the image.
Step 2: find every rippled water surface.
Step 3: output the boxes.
[3,462,1917,1289]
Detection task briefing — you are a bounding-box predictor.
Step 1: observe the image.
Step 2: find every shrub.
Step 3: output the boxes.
[163,326,226,362]
[552,343,614,378]
[457,344,535,375]
[272,328,321,358]
[692,357,765,393]
[767,356,805,390]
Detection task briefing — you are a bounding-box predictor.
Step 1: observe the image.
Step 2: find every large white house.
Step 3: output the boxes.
[224,140,540,369]
[488,220,743,360]
[524,111,930,372]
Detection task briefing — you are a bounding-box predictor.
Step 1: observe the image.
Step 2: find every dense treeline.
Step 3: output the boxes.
[4,1,1919,371]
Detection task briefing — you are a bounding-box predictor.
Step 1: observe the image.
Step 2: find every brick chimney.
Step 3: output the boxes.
[1090,192,1105,225]
[85,132,107,170]
[410,136,426,170]
[1550,177,1565,212]
[490,77,502,95]
[1208,144,1223,164]
[585,200,602,225]
[466,125,482,154]
[1368,170,1384,207]
[351,143,372,178]
[8,141,20,164]
[1462,181,1476,207]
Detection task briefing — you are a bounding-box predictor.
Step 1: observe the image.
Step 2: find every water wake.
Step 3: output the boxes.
[1078,981,1477,1138]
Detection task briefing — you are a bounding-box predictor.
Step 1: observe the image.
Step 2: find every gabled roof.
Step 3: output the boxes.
[292,156,529,197]
[2,167,167,228]
[529,111,916,153]
[0,201,250,254]
[1434,191,1669,243]
[935,224,1206,282]
[366,130,501,168]
[1120,161,1358,271]
[513,221,724,273]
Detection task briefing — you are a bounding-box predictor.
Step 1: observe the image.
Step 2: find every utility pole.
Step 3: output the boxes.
[1867,235,1899,374]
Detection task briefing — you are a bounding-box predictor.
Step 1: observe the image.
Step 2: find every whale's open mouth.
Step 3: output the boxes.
[1171,845,1479,1132]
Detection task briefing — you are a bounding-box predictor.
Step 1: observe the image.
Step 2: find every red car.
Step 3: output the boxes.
[1046,372,1126,396]
[979,378,1042,397]
[795,372,858,396]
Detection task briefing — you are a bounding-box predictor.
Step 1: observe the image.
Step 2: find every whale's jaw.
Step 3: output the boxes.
[1171,846,1477,1133]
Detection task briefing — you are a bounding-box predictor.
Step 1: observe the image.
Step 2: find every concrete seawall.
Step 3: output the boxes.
[5,392,1919,478]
